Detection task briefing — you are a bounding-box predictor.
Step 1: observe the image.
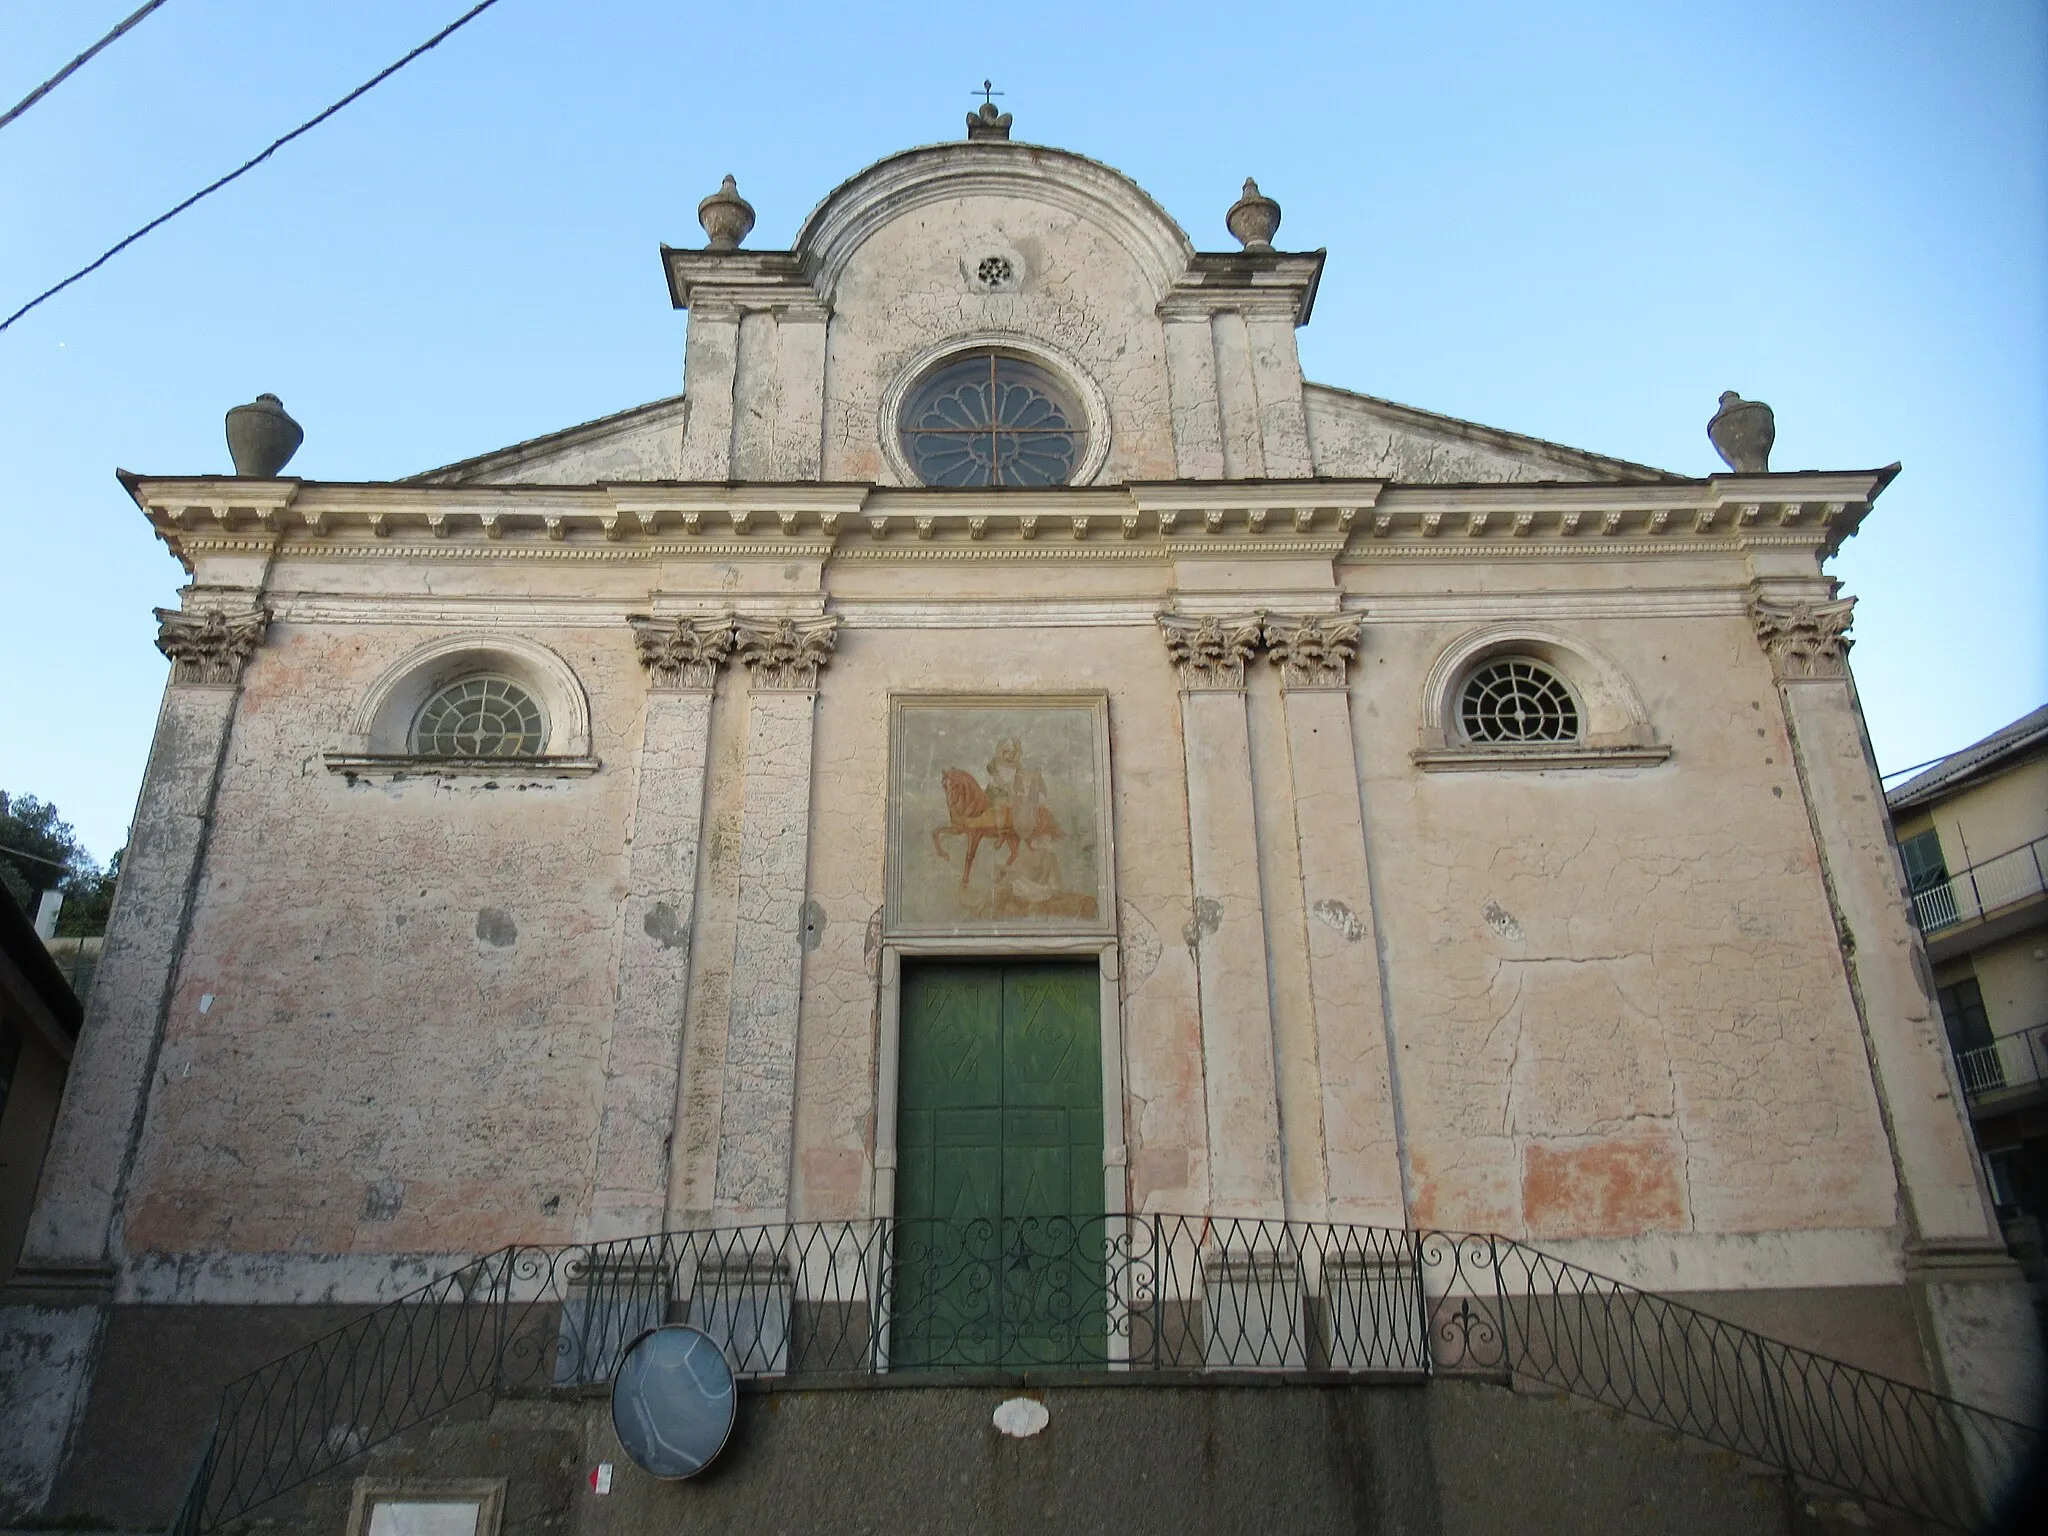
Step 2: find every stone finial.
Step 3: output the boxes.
[967,101,1013,141]
[1709,391,1775,473]
[155,605,270,686]
[1226,178,1281,252]
[1751,596,1854,681]
[1263,614,1363,690]
[697,175,756,251]
[1159,611,1265,691]
[225,394,302,477]
[733,615,840,691]
[629,614,736,691]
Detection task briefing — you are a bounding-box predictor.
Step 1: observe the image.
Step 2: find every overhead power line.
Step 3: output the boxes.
[0,0,173,134]
[0,0,508,337]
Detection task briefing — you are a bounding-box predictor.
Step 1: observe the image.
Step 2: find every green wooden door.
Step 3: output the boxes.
[893,962,1105,1367]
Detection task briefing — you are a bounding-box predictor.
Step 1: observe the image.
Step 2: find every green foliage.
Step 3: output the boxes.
[0,790,122,936]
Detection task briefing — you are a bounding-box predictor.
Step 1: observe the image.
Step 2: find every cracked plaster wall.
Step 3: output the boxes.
[1351,605,1898,1244]
[97,555,1911,1283]
[120,623,647,1257]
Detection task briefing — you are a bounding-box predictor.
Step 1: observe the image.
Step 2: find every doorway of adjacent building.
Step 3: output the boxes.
[891,960,1105,1367]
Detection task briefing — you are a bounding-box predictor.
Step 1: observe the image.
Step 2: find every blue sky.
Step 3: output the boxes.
[2,0,2042,861]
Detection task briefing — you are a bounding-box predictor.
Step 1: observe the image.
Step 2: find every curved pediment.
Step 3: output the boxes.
[792,141,1197,304]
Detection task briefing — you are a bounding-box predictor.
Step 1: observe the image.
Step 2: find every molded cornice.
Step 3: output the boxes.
[120,468,1896,573]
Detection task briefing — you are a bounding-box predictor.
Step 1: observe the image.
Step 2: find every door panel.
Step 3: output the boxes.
[893,961,1104,1367]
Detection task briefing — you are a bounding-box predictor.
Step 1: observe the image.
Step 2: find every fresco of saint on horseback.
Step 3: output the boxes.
[931,736,1063,889]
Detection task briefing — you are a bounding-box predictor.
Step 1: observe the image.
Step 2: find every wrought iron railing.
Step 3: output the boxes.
[166,1217,2039,1536]
[1953,1024,2048,1104]
[1912,835,2048,935]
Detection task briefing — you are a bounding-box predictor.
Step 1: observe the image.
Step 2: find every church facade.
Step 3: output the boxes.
[2,110,2037,1530]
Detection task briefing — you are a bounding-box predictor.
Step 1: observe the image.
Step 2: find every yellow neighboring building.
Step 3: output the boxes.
[1889,704,2048,1259]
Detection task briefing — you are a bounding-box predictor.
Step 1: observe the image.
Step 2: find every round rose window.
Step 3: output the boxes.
[898,352,1085,487]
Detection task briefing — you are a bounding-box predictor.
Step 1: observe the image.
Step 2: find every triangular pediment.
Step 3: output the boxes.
[406,394,686,486]
[1303,383,1679,485]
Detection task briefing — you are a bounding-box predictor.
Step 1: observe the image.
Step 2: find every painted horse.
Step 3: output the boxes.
[931,768,1061,888]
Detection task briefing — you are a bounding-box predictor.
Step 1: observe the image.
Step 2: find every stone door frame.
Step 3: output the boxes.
[872,935,1127,1225]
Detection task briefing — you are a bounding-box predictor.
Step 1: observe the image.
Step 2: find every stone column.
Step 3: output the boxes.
[583,617,733,1242]
[2,603,265,1522]
[1264,616,1407,1227]
[1756,595,2040,1419]
[20,604,269,1279]
[1159,614,1285,1215]
[712,616,839,1218]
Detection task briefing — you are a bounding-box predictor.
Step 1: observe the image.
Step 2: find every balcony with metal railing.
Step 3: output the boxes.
[1953,1022,2048,1109]
[1910,834,2048,941]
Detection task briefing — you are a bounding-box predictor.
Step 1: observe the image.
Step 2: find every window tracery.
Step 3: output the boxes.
[1458,658,1581,745]
[408,676,545,758]
[898,352,1085,487]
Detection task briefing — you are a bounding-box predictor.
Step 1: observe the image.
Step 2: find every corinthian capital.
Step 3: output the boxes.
[1263,613,1363,689]
[1751,596,1855,681]
[154,604,270,686]
[1158,612,1264,691]
[733,614,840,691]
[628,614,735,691]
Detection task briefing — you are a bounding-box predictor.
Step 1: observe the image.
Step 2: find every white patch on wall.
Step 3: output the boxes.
[367,1503,482,1536]
[992,1396,1049,1437]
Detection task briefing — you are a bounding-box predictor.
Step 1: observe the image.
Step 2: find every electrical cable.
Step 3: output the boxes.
[0,0,173,134]
[0,0,507,336]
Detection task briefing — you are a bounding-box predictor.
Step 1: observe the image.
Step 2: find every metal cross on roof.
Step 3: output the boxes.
[975,79,1003,106]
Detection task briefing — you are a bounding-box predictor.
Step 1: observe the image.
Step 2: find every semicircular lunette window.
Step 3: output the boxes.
[409,675,545,758]
[900,352,1086,487]
[1459,658,1581,744]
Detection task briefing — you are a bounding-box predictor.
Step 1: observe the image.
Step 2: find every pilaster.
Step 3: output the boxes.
[1207,313,1267,479]
[678,305,739,480]
[712,616,840,1217]
[1753,593,2040,1415]
[1264,615,1406,1226]
[4,600,266,1519]
[729,312,779,478]
[584,616,734,1241]
[1246,313,1314,477]
[1162,313,1226,478]
[20,601,269,1277]
[773,308,829,479]
[1159,614,1285,1215]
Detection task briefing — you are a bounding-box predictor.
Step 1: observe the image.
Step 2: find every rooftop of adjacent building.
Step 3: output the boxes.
[1887,702,2048,814]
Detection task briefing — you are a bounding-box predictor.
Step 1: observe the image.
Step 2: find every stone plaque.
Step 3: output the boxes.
[888,696,1113,935]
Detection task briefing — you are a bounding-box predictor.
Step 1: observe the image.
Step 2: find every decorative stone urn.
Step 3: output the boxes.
[1226,178,1282,252]
[1708,391,1775,473]
[225,393,303,477]
[697,175,755,251]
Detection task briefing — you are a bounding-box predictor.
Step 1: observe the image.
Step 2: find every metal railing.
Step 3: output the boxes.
[1912,835,2048,935]
[166,1217,2039,1536]
[1954,1024,2048,1103]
